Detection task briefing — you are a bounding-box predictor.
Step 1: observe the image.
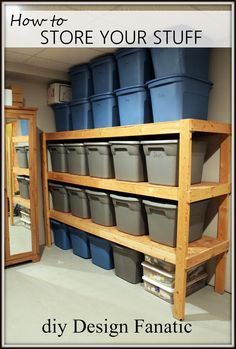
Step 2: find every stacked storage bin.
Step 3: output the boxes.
[89,55,119,128]
[114,48,154,125]
[69,64,93,130]
[147,48,212,121]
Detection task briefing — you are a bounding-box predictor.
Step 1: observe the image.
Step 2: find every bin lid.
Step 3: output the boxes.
[115,48,147,59]
[65,186,84,192]
[90,92,115,102]
[84,142,110,146]
[85,189,109,197]
[24,177,30,182]
[141,261,175,279]
[141,140,178,145]
[143,200,177,209]
[64,143,84,147]
[48,182,64,188]
[69,63,90,75]
[146,74,213,89]
[15,143,28,148]
[70,98,90,106]
[48,143,65,147]
[16,175,25,179]
[114,85,146,96]
[90,54,115,67]
[109,140,140,145]
[51,103,70,110]
[110,194,140,202]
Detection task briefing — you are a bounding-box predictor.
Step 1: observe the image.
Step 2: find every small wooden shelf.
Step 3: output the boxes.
[12,136,29,143]
[49,210,229,269]
[13,167,29,176]
[47,172,230,202]
[13,195,30,209]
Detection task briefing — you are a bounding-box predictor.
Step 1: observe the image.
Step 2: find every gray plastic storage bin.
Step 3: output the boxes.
[15,145,29,168]
[48,182,70,212]
[65,143,88,175]
[85,142,114,178]
[86,190,115,227]
[111,194,147,236]
[143,199,209,247]
[141,140,207,186]
[48,144,68,173]
[112,243,144,284]
[16,176,30,199]
[109,141,146,182]
[66,186,90,218]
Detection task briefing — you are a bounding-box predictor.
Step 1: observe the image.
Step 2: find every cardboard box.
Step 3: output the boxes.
[48,83,72,105]
[5,89,13,106]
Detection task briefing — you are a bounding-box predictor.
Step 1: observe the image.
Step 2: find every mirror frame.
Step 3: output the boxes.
[5,106,40,266]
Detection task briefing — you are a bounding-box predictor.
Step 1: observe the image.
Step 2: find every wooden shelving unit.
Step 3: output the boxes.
[42,118,231,320]
[13,167,30,176]
[13,195,31,209]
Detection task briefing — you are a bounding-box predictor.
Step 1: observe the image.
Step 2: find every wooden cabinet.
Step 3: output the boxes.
[42,118,231,320]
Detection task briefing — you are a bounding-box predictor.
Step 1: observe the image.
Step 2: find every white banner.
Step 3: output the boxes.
[4,10,231,48]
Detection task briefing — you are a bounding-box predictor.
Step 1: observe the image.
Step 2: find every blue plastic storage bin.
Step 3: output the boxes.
[69,227,91,258]
[51,220,71,250]
[115,48,154,88]
[69,64,93,99]
[70,98,93,130]
[20,120,29,135]
[89,235,114,270]
[151,48,209,80]
[115,85,152,125]
[90,55,119,94]
[147,75,213,122]
[52,103,71,132]
[90,93,119,128]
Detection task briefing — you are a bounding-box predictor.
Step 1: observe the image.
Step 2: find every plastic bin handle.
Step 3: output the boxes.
[87,147,98,152]
[113,147,127,152]
[66,147,76,152]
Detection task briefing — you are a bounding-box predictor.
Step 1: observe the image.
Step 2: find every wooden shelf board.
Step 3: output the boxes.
[47,172,178,200]
[12,136,29,143]
[49,210,229,268]
[189,182,231,202]
[189,119,231,134]
[13,167,29,176]
[13,195,30,209]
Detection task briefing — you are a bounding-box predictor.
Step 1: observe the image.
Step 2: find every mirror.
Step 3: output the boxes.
[5,119,33,256]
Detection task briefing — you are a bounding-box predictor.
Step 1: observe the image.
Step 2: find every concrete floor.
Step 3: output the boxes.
[4,245,232,346]
[9,217,32,255]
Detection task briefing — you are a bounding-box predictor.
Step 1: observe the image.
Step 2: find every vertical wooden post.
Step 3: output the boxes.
[41,133,51,246]
[215,135,230,293]
[173,120,192,320]
[6,136,14,226]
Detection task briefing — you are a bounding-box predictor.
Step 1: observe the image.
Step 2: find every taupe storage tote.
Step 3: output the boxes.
[86,189,115,226]
[85,142,114,178]
[15,144,29,168]
[66,186,90,218]
[65,143,88,175]
[48,143,68,173]
[16,176,30,199]
[48,182,70,212]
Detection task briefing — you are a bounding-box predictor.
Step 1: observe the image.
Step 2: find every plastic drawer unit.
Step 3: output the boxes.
[51,220,71,250]
[144,255,175,272]
[115,85,152,126]
[111,194,147,236]
[90,55,119,94]
[48,182,70,212]
[64,143,88,175]
[48,144,68,173]
[110,141,146,182]
[85,142,114,179]
[16,176,30,199]
[115,48,153,87]
[112,243,144,283]
[90,93,119,128]
[15,144,29,168]
[66,186,90,218]
[86,190,115,227]
[143,199,209,247]
[69,227,91,258]
[147,75,213,122]
[69,64,93,99]
[70,98,93,130]
[52,103,71,132]
[141,140,207,186]
[142,272,208,303]
[89,235,114,270]
[150,48,209,80]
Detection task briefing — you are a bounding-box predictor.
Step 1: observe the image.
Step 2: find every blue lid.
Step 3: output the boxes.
[69,64,90,76]
[90,92,115,102]
[70,98,90,106]
[114,85,146,96]
[146,75,213,89]
[51,103,70,110]
[115,48,147,59]
[90,54,115,68]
